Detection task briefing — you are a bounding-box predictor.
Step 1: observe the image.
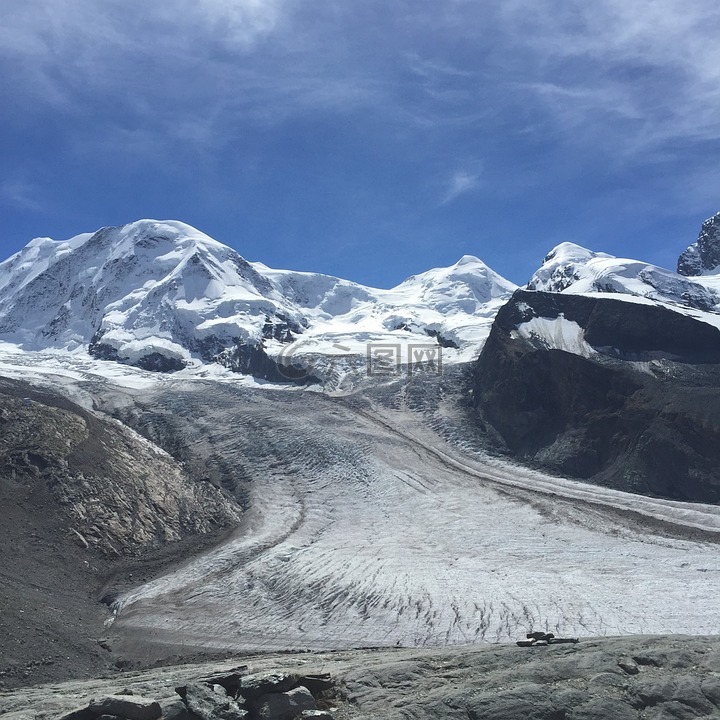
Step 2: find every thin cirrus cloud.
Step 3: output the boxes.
[0,180,43,212]
[496,0,720,150]
[4,0,720,156]
[440,171,483,207]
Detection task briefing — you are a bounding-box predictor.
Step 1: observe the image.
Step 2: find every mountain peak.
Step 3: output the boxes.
[453,254,486,267]
[678,211,720,276]
[528,242,613,292]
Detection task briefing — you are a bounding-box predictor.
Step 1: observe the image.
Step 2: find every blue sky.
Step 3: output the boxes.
[2,0,720,287]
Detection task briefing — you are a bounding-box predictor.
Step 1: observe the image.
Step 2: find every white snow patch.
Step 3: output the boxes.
[514,315,595,356]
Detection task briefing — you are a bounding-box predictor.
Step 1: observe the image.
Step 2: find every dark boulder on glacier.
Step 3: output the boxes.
[678,211,720,276]
[472,289,720,503]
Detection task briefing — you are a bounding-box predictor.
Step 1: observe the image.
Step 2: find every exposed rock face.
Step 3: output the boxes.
[473,290,720,502]
[0,379,242,556]
[216,343,319,384]
[678,211,720,275]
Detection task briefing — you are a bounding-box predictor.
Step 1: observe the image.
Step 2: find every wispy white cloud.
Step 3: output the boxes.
[3,0,720,204]
[0,180,43,212]
[493,0,720,152]
[440,169,482,206]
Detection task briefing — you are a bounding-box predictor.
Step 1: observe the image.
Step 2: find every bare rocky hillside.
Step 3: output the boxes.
[0,377,243,688]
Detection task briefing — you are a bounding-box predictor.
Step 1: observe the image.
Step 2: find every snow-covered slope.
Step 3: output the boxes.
[264,255,517,366]
[528,242,720,313]
[0,220,516,376]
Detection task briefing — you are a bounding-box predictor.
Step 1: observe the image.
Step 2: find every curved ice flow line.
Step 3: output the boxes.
[350,403,720,535]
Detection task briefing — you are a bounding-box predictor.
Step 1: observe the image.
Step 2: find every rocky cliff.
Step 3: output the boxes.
[472,290,720,503]
[678,211,720,276]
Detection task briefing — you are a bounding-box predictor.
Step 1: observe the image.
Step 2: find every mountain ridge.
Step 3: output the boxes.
[0,219,518,376]
[3,213,720,379]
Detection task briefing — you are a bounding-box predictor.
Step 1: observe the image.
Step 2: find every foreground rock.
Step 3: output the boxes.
[88,695,162,720]
[1,636,719,720]
[32,669,334,720]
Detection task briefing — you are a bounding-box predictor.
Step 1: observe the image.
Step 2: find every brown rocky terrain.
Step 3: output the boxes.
[0,377,243,689]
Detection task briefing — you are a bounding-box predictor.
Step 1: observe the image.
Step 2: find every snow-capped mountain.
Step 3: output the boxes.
[0,221,311,372]
[0,219,516,376]
[528,241,720,314]
[261,254,516,365]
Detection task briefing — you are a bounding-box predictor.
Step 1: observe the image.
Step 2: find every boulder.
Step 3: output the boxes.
[158,696,192,720]
[56,708,95,720]
[617,658,639,675]
[179,682,248,720]
[198,668,247,699]
[254,687,316,720]
[239,673,297,699]
[295,674,333,696]
[88,696,161,720]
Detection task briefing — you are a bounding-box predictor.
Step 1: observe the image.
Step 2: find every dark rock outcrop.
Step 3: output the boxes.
[473,290,720,502]
[88,696,162,720]
[678,211,720,276]
[252,687,316,720]
[88,333,187,373]
[215,343,318,384]
[177,682,247,720]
